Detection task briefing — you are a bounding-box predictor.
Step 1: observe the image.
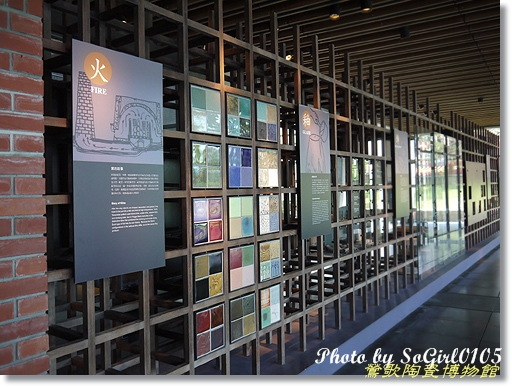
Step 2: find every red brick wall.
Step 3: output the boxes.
[0,0,48,375]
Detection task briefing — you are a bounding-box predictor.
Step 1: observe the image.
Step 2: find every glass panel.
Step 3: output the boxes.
[375,160,384,185]
[447,136,457,155]
[338,191,349,221]
[353,222,363,252]
[418,151,434,238]
[339,224,350,256]
[365,189,374,216]
[447,154,460,230]
[352,158,361,186]
[435,153,447,236]
[376,189,385,215]
[364,159,373,186]
[353,190,364,218]
[337,156,348,186]
[434,132,445,153]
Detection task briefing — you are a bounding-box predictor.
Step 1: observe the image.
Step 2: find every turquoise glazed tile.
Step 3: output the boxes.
[239,97,251,118]
[228,116,240,136]
[256,100,267,122]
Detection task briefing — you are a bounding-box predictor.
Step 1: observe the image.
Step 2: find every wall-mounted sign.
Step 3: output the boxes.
[72,39,165,283]
[298,105,331,240]
[393,129,411,219]
[465,161,488,226]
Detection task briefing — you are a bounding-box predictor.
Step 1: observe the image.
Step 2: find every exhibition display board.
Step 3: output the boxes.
[72,40,165,283]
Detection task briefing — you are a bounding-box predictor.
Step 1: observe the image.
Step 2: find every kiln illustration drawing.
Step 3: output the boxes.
[74,71,162,156]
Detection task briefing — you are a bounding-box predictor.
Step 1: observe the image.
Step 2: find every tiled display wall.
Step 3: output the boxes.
[41,0,498,377]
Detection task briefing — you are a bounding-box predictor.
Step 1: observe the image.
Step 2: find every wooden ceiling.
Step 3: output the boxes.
[48,0,499,128]
[211,0,500,128]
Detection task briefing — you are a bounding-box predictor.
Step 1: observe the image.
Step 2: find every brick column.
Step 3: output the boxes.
[0,0,49,375]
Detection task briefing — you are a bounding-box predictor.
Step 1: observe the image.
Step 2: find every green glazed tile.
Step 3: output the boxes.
[207,167,221,188]
[242,294,255,315]
[192,142,207,165]
[229,197,242,218]
[207,145,220,166]
[227,94,239,116]
[241,196,253,217]
[240,118,251,138]
[191,85,206,110]
[192,166,207,188]
[231,298,243,320]
[242,245,254,266]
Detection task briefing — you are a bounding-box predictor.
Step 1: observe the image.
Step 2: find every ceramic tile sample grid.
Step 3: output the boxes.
[229,293,256,343]
[194,251,223,302]
[228,196,254,239]
[257,148,279,188]
[228,145,253,188]
[259,239,281,282]
[193,198,223,245]
[229,244,255,291]
[195,304,224,358]
[260,284,281,329]
[256,100,278,142]
[258,195,280,234]
[192,142,222,189]
[227,93,251,138]
[191,84,221,135]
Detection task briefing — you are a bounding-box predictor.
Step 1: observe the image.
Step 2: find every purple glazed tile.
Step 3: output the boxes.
[230,247,243,270]
[196,331,210,357]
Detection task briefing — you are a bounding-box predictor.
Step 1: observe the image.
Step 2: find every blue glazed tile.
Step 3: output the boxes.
[240,167,252,187]
[241,148,252,167]
[229,146,241,167]
[194,222,208,245]
[257,121,267,140]
[229,166,241,187]
[260,261,271,281]
[270,259,281,278]
[241,216,254,237]
[269,212,279,232]
[267,123,277,142]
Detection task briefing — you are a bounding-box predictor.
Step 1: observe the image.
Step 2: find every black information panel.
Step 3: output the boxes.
[298,105,331,240]
[72,40,165,283]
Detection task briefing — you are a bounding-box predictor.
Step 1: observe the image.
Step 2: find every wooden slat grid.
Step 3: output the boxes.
[42,0,499,375]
